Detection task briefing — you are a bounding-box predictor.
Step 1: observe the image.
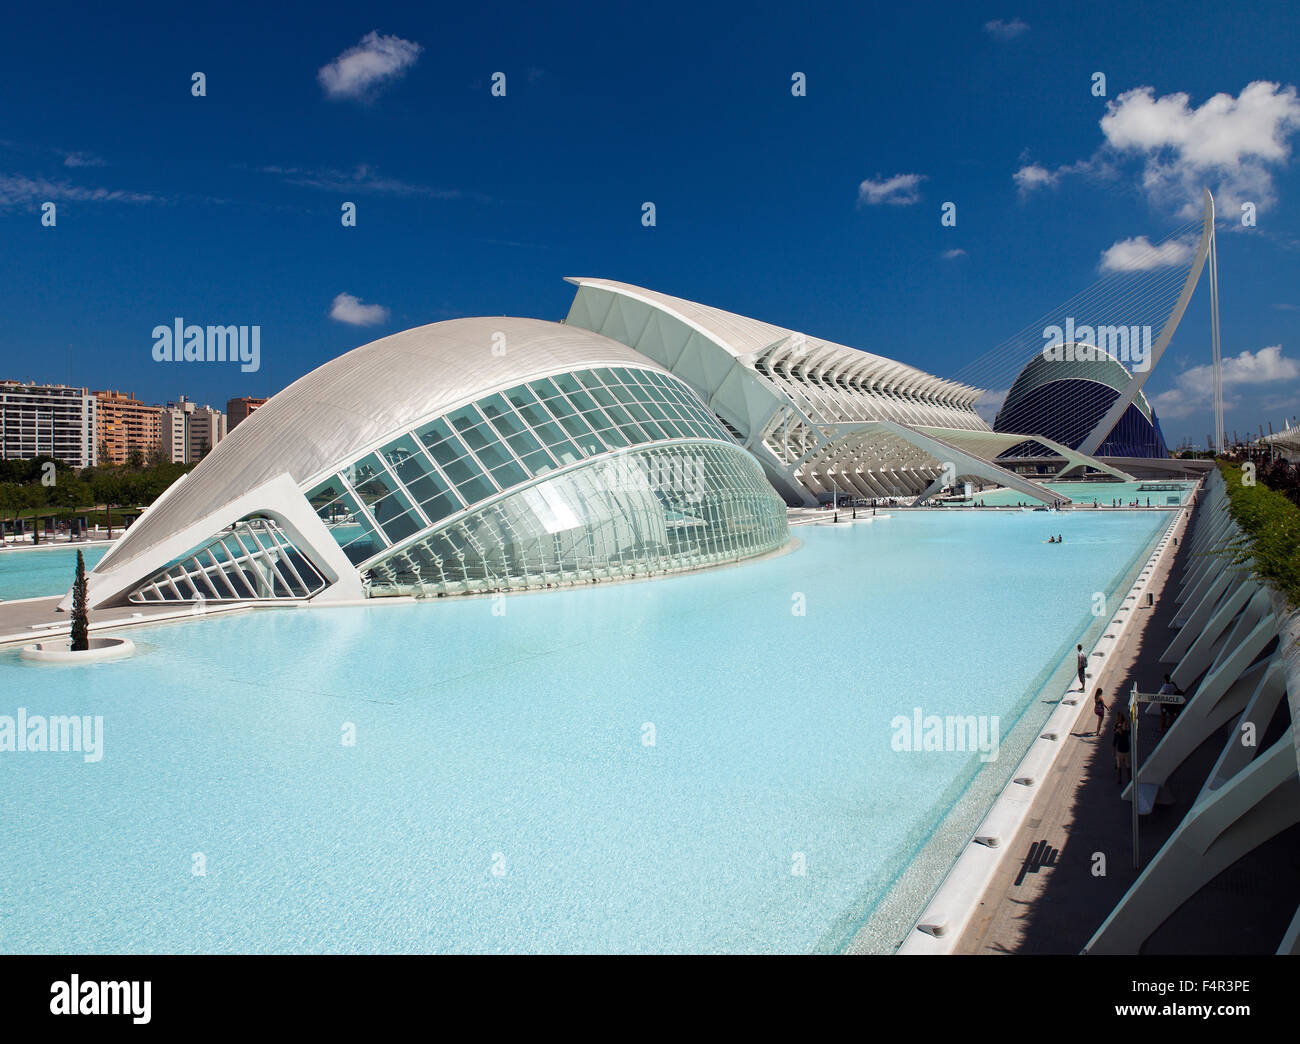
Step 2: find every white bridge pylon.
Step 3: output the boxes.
[1077,189,1218,457]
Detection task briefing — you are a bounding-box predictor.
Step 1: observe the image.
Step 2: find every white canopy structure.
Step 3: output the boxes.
[564,278,1124,506]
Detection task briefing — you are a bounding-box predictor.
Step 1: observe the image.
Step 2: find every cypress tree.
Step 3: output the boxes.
[71,549,89,652]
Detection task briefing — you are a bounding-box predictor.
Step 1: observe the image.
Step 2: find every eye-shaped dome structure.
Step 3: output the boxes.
[993,345,1169,459]
[68,317,788,610]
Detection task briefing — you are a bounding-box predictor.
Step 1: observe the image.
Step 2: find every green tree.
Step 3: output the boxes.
[20,485,43,543]
[0,482,27,541]
[90,472,124,540]
[70,550,89,651]
[51,474,87,521]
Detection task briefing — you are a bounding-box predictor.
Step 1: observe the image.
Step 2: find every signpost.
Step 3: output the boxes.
[1129,681,1187,868]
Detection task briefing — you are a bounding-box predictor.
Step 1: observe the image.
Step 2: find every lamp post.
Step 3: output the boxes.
[1130,682,1141,870]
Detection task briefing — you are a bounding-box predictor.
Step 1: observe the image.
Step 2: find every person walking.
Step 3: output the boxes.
[1158,673,1184,732]
[1076,644,1088,692]
[1113,711,1131,785]
[1093,689,1106,736]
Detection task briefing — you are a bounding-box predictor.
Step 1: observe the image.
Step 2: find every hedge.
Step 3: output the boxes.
[1217,461,1300,608]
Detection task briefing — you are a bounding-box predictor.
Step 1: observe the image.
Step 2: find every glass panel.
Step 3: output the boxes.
[505,428,548,461]
[470,436,518,473]
[549,371,585,396]
[442,458,497,505]
[366,486,423,544]
[415,417,457,453]
[591,423,630,448]
[305,476,350,519]
[403,470,464,524]
[380,434,437,486]
[490,460,529,489]
[558,384,600,414]
[477,394,528,437]
[526,378,566,403]
[447,406,497,454]
[521,449,557,476]
[423,427,474,470]
[349,454,400,506]
[359,442,788,596]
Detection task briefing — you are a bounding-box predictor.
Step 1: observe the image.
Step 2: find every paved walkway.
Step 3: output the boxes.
[0,594,253,647]
[957,497,1300,954]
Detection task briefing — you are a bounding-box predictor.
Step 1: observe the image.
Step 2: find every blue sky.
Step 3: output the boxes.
[2,0,1298,447]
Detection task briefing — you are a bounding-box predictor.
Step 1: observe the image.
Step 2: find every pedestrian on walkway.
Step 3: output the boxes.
[1076,644,1088,691]
[1114,711,1131,785]
[1158,673,1184,732]
[1094,689,1106,735]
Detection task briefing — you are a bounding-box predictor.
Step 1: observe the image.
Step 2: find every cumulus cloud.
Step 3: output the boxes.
[942,248,967,259]
[318,31,422,101]
[1150,344,1299,418]
[1098,234,1196,272]
[857,173,926,206]
[329,292,390,326]
[1012,83,1300,215]
[1102,81,1300,215]
[984,18,1029,40]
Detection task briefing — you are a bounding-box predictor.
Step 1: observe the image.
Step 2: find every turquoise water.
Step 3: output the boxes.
[0,511,1165,953]
[967,480,1190,507]
[0,546,110,601]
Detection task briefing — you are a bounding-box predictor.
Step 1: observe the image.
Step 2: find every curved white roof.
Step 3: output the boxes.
[99,317,669,573]
[564,277,981,408]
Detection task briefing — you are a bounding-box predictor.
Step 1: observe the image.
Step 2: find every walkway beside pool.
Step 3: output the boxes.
[0,595,255,648]
[954,493,1299,954]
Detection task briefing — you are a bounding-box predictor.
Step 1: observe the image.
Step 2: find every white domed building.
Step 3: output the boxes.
[68,317,789,610]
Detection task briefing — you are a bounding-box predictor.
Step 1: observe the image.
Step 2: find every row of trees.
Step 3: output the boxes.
[0,455,192,538]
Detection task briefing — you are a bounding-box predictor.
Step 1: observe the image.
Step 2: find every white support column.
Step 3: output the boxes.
[1164,570,1253,661]
[1170,585,1272,690]
[1279,902,1300,955]
[1085,736,1300,954]
[1199,660,1288,800]
[1127,658,1269,798]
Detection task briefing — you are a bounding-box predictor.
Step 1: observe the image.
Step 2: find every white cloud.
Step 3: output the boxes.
[857,173,926,206]
[984,18,1029,40]
[0,173,154,208]
[1101,81,1300,215]
[1013,155,1108,195]
[329,292,390,326]
[318,31,422,101]
[257,163,467,199]
[1013,163,1057,191]
[1011,82,1300,215]
[1151,344,1299,418]
[1098,234,1196,272]
[942,248,967,259]
[62,151,105,168]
